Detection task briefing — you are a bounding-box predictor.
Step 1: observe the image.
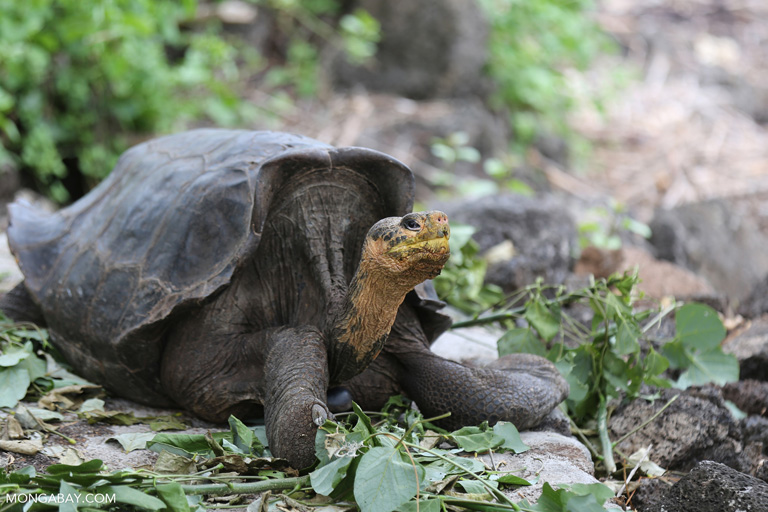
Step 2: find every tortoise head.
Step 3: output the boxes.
[362,211,451,283]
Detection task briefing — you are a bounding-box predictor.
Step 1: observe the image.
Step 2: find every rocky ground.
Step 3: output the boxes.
[2,0,768,510]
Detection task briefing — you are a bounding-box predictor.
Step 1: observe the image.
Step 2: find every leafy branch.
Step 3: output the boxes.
[451,272,737,475]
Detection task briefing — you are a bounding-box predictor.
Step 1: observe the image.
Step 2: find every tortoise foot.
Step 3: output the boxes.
[400,352,569,431]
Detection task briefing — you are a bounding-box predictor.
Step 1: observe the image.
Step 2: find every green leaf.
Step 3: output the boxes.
[457,479,496,495]
[0,367,30,407]
[148,432,229,457]
[228,415,254,454]
[492,422,529,453]
[566,482,615,503]
[422,455,485,476]
[660,339,690,369]
[675,303,726,350]
[643,348,669,377]
[47,459,104,475]
[676,349,739,388]
[0,344,32,366]
[524,482,608,511]
[353,446,424,512]
[496,473,531,486]
[497,328,546,357]
[310,456,354,496]
[451,426,504,453]
[614,319,640,356]
[98,485,166,511]
[352,402,375,436]
[525,300,561,342]
[397,498,441,512]
[59,480,81,512]
[108,432,157,452]
[156,482,191,512]
[149,415,188,432]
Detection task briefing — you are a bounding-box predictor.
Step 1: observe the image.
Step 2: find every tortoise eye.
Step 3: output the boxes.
[403,219,421,231]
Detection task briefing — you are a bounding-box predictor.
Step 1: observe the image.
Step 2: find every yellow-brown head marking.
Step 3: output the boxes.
[362,210,450,281]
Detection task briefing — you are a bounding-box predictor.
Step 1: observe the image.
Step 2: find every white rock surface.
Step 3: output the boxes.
[479,431,602,504]
[0,232,22,293]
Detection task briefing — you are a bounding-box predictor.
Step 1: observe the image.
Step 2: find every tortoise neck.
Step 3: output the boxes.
[327,257,413,384]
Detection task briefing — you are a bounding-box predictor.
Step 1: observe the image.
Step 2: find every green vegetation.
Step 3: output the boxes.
[1,404,615,512]
[430,133,535,199]
[577,201,652,250]
[479,0,614,151]
[0,0,254,202]
[0,0,378,204]
[448,269,737,474]
[0,0,616,204]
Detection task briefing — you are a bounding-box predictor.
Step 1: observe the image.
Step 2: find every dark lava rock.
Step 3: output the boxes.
[723,316,768,381]
[331,0,490,99]
[629,477,674,512]
[609,388,752,474]
[649,193,768,302]
[446,195,577,293]
[723,379,768,416]
[742,416,768,449]
[740,274,768,319]
[658,461,768,512]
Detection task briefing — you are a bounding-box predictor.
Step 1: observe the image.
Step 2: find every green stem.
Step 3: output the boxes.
[568,416,600,460]
[180,475,310,496]
[401,441,520,510]
[450,307,526,329]
[597,394,616,474]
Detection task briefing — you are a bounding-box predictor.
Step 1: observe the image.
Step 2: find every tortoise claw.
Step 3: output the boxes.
[312,402,331,425]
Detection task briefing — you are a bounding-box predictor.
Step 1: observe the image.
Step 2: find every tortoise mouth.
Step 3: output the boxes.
[387,234,450,258]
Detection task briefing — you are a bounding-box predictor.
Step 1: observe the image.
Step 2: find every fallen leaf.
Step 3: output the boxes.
[78,398,106,413]
[58,447,85,466]
[42,353,95,385]
[80,410,141,425]
[108,432,157,452]
[15,404,65,428]
[154,450,197,474]
[0,438,44,455]
[2,416,25,440]
[246,490,271,512]
[419,430,442,450]
[148,415,188,431]
[201,454,248,474]
[38,384,103,411]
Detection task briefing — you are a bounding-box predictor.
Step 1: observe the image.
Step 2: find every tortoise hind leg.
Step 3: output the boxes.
[0,282,46,325]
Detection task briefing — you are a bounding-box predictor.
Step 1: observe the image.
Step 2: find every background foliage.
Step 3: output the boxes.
[0,0,609,204]
[0,0,255,203]
[478,0,613,151]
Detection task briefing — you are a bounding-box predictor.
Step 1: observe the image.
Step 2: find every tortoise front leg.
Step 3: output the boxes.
[162,322,330,468]
[262,326,331,468]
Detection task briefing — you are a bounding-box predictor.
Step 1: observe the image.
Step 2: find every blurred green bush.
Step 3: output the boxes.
[479,0,614,151]
[0,0,252,203]
[0,0,610,203]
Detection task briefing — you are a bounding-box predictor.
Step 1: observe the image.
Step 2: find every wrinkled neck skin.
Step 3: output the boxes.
[327,252,417,384]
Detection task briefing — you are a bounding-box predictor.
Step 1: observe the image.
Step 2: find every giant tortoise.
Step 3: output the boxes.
[0,130,568,468]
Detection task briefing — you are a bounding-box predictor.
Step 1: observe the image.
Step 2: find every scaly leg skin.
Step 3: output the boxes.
[262,326,331,469]
[344,304,569,430]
